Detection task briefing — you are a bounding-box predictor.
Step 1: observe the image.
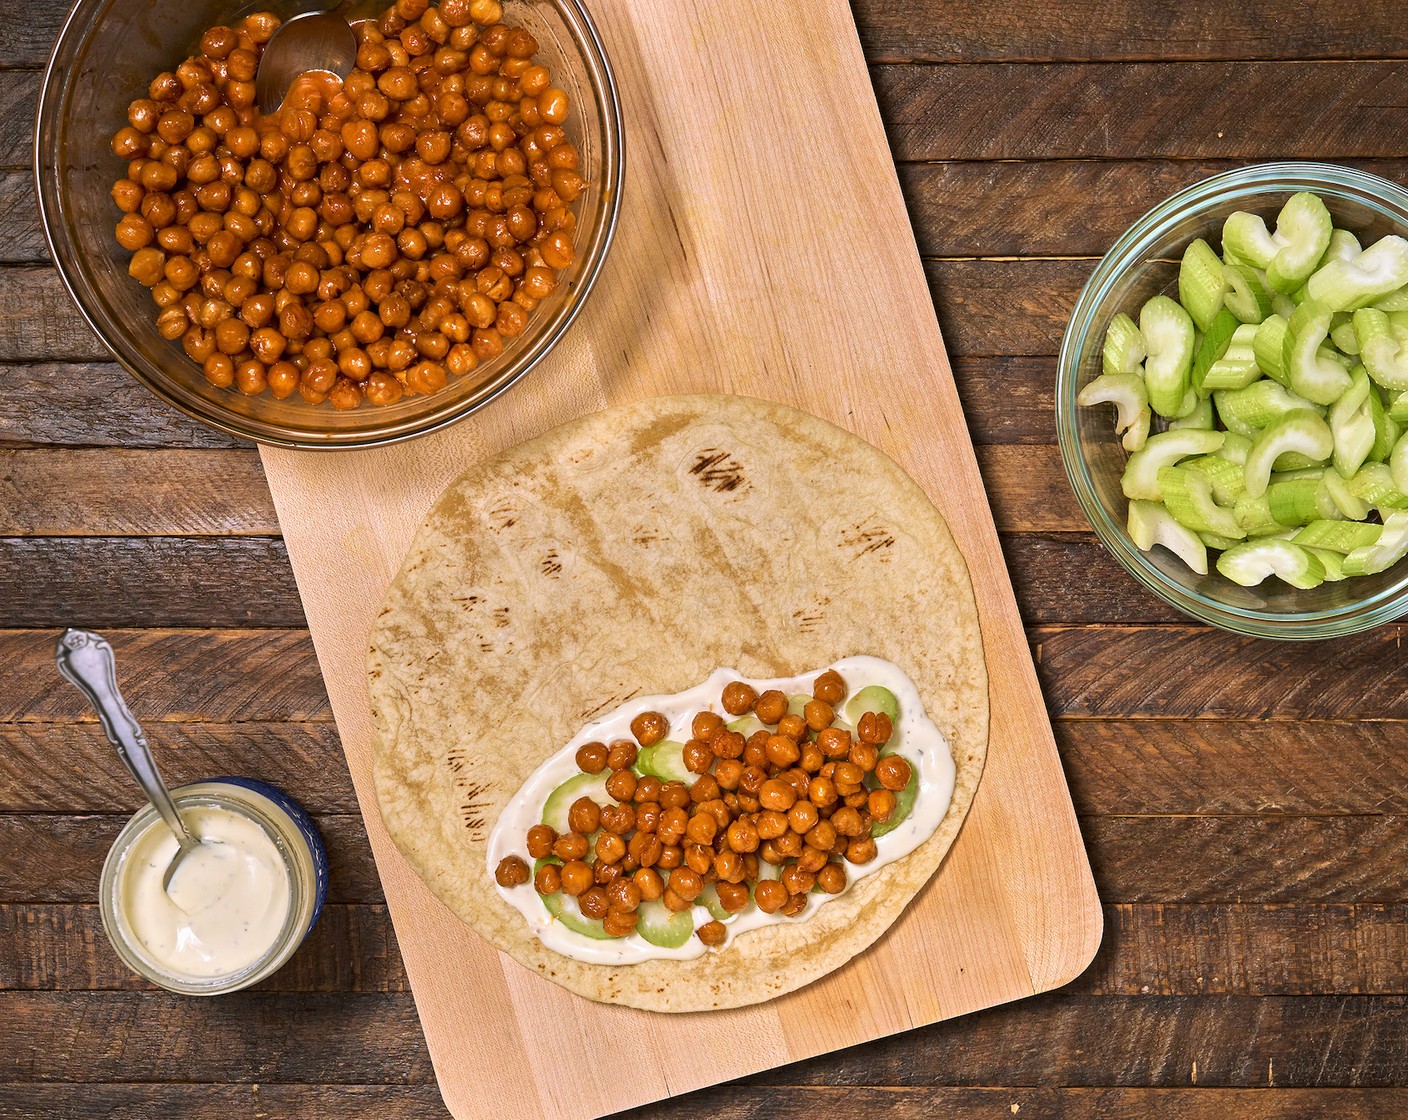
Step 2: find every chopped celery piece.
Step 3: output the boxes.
[1392,432,1408,496]
[1244,409,1334,499]
[1366,382,1398,463]
[1252,315,1290,384]
[1234,493,1288,537]
[1180,238,1229,333]
[1307,235,1408,312]
[1216,431,1253,466]
[1184,454,1247,505]
[1323,468,1371,520]
[1122,408,1151,452]
[1284,299,1352,404]
[1121,429,1226,501]
[1127,499,1209,575]
[1328,367,1376,478]
[1331,312,1361,356]
[1266,478,1335,526]
[1158,467,1245,538]
[1199,532,1242,550]
[1304,547,1348,581]
[1191,307,1243,395]
[1214,380,1320,433]
[1224,264,1272,324]
[1169,395,1216,430]
[1389,390,1408,424]
[1216,539,1326,588]
[1319,228,1363,268]
[1372,285,1408,312]
[1078,372,1150,441]
[1202,322,1262,390]
[1345,462,1408,508]
[1140,295,1196,418]
[1223,195,1333,294]
[1353,307,1408,390]
[1292,519,1382,553]
[1102,312,1146,375]
[1342,510,1408,575]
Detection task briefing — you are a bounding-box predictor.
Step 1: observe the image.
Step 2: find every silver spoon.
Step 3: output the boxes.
[255,1,359,116]
[55,628,202,889]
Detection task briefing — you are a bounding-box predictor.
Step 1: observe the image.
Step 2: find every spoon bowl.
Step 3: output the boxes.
[255,6,358,116]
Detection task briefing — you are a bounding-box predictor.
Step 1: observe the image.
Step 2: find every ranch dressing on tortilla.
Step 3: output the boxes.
[487,655,955,964]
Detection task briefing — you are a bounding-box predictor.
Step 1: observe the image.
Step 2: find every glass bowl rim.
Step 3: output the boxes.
[33,0,625,450]
[1056,161,1408,639]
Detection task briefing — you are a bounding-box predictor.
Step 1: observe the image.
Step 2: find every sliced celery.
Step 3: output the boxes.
[1121,429,1226,501]
[1127,500,1209,575]
[1345,462,1408,508]
[1353,307,1408,390]
[1304,547,1348,581]
[1244,409,1334,499]
[1140,295,1196,418]
[1331,312,1361,356]
[1292,519,1382,553]
[1077,372,1150,441]
[1234,493,1288,537]
[1265,478,1335,527]
[1323,468,1371,520]
[1158,466,1245,538]
[1191,307,1243,395]
[1328,366,1376,478]
[1392,431,1408,497]
[1102,312,1146,376]
[1214,380,1320,433]
[1169,395,1216,431]
[1366,383,1399,463]
[1180,238,1229,333]
[1319,228,1363,268]
[1252,315,1290,385]
[1342,510,1408,575]
[1224,264,1272,325]
[1283,299,1352,404]
[1223,195,1333,294]
[1306,235,1408,312]
[1372,285,1408,313]
[1199,531,1243,550]
[1201,322,1262,390]
[1216,539,1325,588]
[1122,408,1151,453]
[1184,454,1247,505]
[1216,431,1253,466]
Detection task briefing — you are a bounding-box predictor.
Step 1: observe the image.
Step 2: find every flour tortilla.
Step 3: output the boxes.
[367,394,987,1012]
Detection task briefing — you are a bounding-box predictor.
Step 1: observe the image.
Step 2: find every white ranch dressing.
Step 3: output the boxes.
[117,806,291,979]
[488,655,955,964]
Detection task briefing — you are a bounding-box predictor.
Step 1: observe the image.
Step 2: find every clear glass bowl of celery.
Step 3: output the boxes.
[1057,162,1408,638]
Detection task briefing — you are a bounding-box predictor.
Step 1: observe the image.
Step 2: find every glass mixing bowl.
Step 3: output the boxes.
[36,0,622,448]
[1057,162,1408,639]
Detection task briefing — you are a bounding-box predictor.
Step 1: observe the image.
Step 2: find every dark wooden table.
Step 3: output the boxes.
[7,1,1408,1116]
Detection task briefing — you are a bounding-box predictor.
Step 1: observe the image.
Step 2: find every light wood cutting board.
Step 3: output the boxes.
[259,1,1103,1116]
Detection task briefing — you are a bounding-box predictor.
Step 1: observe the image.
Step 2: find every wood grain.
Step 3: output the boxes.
[1035,625,1408,720]
[853,0,1408,63]
[0,723,352,812]
[0,629,327,722]
[9,991,1408,1087]
[13,902,1408,999]
[873,62,1408,162]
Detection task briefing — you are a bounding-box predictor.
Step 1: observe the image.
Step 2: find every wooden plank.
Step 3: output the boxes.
[13,810,1408,907]
[10,991,1408,1086]
[903,159,1408,259]
[5,715,1404,819]
[0,814,382,905]
[13,901,1408,999]
[0,723,353,813]
[0,629,328,723]
[0,904,406,993]
[0,259,1084,363]
[0,450,275,536]
[0,364,242,449]
[9,1085,1408,1120]
[1035,625,1408,720]
[1058,719,1408,816]
[873,62,1408,162]
[0,175,45,264]
[0,75,33,170]
[0,538,303,628]
[1003,534,1183,625]
[854,0,1408,63]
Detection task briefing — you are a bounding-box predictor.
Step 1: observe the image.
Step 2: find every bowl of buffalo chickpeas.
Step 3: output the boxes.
[36,0,622,448]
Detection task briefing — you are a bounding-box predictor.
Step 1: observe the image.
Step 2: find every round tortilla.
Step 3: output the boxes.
[367,394,987,1012]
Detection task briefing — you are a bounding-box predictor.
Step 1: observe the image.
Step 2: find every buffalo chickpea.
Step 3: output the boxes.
[787,801,820,835]
[716,880,750,913]
[755,879,788,914]
[552,831,589,861]
[858,711,894,746]
[559,859,592,896]
[630,712,667,749]
[685,812,717,846]
[753,689,788,724]
[813,670,846,705]
[759,779,796,812]
[710,729,745,760]
[846,837,878,865]
[604,768,637,803]
[668,867,703,903]
[697,920,726,947]
[875,755,912,792]
[831,807,866,838]
[567,796,600,835]
[780,864,815,896]
[725,818,760,853]
[525,824,555,858]
[574,741,607,773]
[721,681,757,716]
[765,734,800,768]
[634,867,664,901]
[578,887,609,920]
[594,832,626,865]
[602,909,638,937]
[868,788,897,822]
[683,739,712,776]
[777,714,807,740]
[660,781,690,810]
[533,862,560,895]
[816,861,848,894]
[756,810,789,840]
[494,855,529,887]
[803,699,834,732]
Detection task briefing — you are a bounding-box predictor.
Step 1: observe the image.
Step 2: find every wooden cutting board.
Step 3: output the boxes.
[259,1,1102,1116]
